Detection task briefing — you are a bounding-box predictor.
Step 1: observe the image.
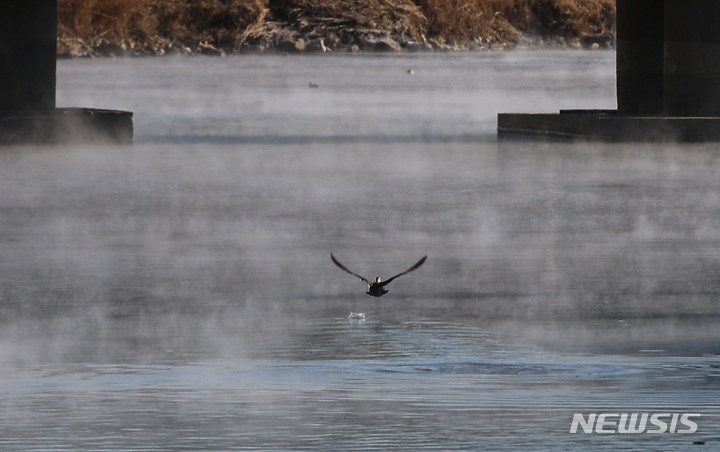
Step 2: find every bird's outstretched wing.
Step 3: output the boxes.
[379,255,427,287]
[331,253,371,285]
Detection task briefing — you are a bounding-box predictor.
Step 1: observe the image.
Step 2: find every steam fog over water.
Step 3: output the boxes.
[1,52,719,450]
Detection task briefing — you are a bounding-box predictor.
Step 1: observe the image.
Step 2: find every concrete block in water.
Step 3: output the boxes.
[498,110,720,142]
[0,109,134,144]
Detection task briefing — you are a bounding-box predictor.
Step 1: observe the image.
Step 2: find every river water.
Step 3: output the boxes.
[0,52,718,450]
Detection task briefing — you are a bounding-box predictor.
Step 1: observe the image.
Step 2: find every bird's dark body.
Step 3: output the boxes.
[331,254,426,297]
[366,280,389,297]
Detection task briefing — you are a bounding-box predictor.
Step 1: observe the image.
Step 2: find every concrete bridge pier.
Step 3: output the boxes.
[0,0,133,144]
[498,0,720,141]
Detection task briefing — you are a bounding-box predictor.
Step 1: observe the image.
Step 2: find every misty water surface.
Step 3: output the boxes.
[0,52,718,450]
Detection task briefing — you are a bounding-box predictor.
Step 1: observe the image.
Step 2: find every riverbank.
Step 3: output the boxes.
[57,0,615,57]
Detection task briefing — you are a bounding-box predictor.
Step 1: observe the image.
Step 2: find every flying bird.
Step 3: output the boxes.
[331,253,427,297]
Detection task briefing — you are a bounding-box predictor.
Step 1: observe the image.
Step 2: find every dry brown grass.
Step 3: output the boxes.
[58,0,270,55]
[413,0,525,46]
[58,0,154,42]
[525,0,615,40]
[414,0,615,47]
[151,0,269,49]
[56,0,616,55]
[274,0,426,39]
